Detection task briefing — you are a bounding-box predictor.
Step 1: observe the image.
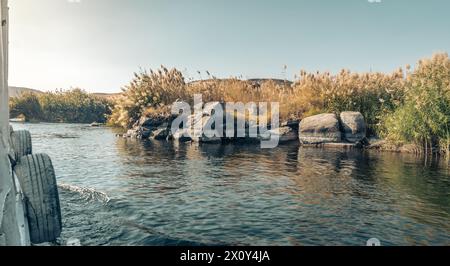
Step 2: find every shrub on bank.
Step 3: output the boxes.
[9,92,43,121]
[291,68,406,134]
[10,88,112,124]
[382,53,450,155]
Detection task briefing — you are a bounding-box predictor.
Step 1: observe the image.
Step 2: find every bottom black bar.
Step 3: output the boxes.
[1,246,447,265]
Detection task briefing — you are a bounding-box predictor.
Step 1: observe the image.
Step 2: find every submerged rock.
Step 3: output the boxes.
[340,112,366,143]
[124,127,152,139]
[299,113,342,144]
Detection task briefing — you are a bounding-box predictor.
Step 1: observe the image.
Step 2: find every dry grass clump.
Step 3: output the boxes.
[108,70,296,127]
[108,67,187,128]
[108,64,406,131]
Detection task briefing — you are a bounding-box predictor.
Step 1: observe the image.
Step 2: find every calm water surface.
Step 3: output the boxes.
[12,123,450,246]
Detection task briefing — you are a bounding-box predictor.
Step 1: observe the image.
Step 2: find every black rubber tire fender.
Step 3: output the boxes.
[14,154,62,244]
[11,130,32,160]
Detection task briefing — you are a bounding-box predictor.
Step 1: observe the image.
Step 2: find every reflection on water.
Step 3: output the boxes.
[12,123,450,246]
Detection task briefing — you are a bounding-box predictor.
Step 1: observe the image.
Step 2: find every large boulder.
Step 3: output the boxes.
[340,112,366,143]
[171,114,223,143]
[299,114,342,144]
[125,114,178,140]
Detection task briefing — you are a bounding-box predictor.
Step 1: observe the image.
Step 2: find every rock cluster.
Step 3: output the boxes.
[123,109,368,148]
[299,112,367,145]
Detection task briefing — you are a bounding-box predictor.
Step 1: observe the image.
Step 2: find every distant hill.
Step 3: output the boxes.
[189,78,293,87]
[9,86,121,99]
[8,86,43,98]
[247,79,293,86]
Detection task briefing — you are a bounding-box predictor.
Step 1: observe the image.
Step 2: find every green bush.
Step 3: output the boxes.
[383,53,450,154]
[9,92,43,121]
[9,89,112,124]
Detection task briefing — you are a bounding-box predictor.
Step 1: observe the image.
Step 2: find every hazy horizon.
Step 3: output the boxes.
[9,0,450,93]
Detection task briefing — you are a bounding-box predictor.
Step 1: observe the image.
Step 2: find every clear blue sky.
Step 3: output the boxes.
[8,0,450,93]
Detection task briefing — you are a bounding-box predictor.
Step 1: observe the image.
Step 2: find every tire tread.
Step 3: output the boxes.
[15,154,62,244]
[12,130,32,160]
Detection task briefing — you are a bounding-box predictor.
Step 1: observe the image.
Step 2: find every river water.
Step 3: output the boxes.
[11,123,450,246]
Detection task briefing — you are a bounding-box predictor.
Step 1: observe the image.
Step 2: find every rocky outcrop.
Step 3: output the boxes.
[340,112,366,143]
[115,107,386,153]
[124,115,174,140]
[122,107,369,149]
[299,114,342,144]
